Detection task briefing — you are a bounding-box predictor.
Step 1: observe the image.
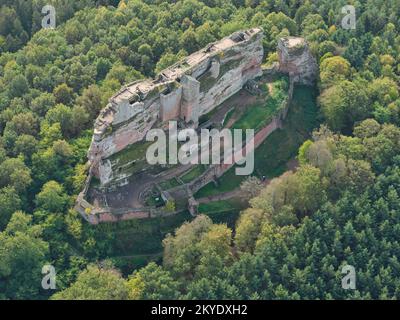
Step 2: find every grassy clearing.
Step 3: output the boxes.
[194,85,319,197]
[180,164,207,183]
[194,166,246,198]
[198,198,243,214]
[107,133,181,180]
[232,76,289,131]
[106,140,154,178]
[253,85,319,178]
[206,210,241,228]
[232,99,276,131]
[109,140,153,165]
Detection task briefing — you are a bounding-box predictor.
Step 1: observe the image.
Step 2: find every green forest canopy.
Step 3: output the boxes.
[0,0,400,299]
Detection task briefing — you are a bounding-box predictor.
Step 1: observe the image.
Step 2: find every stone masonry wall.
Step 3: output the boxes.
[76,31,317,224]
[76,79,295,225]
[188,79,294,195]
[89,28,264,186]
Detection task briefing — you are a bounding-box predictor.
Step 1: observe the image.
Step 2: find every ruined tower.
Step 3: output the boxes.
[76,30,320,224]
[277,37,318,85]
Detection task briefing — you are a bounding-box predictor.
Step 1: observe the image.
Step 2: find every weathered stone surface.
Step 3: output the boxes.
[88,28,264,186]
[181,75,200,125]
[278,37,318,85]
[160,87,182,122]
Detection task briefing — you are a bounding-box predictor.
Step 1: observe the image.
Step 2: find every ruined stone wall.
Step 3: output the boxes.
[188,80,293,195]
[76,32,319,224]
[180,75,200,123]
[89,28,264,186]
[160,87,182,121]
[76,200,184,225]
[278,37,318,85]
[76,80,294,225]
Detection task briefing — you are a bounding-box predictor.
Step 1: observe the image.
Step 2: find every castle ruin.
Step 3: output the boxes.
[89,28,264,186]
[76,29,317,224]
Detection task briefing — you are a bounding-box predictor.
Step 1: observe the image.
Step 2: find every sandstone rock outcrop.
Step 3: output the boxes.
[277,37,318,85]
[88,28,264,186]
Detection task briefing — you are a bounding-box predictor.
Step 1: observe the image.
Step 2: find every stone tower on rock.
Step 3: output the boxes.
[277,37,318,85]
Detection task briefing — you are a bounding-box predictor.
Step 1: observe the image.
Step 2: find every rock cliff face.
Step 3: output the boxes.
[88,28,264,186]
[277,37,318,85]
[85,32,317,188]
[76,31,319,223]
